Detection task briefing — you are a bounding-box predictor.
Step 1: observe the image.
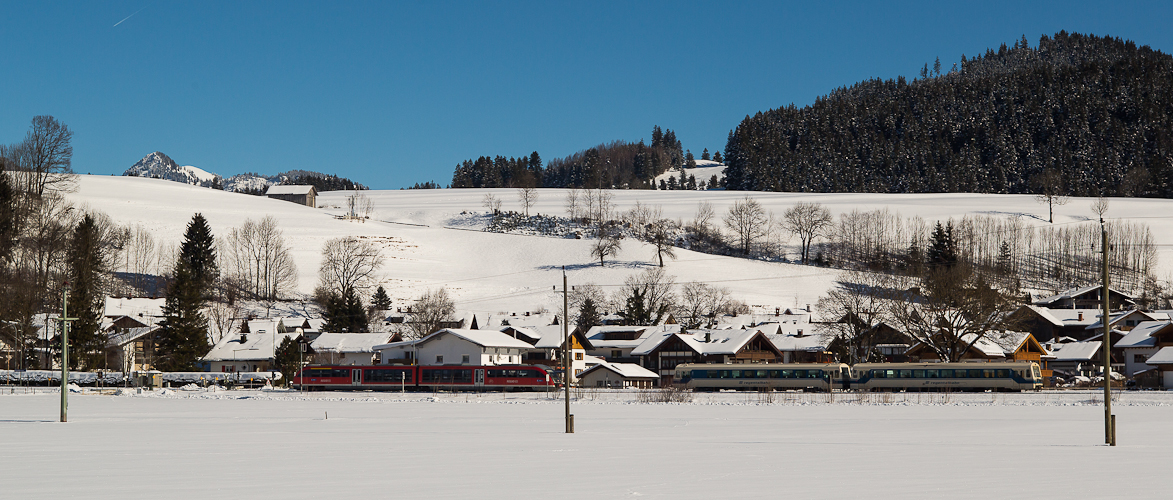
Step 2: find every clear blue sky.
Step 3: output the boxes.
[3,1,1171,189]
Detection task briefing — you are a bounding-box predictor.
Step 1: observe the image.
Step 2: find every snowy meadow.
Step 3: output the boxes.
[2,389,1171,499]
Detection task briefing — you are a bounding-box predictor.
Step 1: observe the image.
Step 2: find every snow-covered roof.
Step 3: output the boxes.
[106,326,159,348]
[417,328,533,349]
[578,362,659,380]
[1115,321,1170,348]
[1145,346,1173,365]
[203,330,299,362]
[531,325,572,349]
[763,324,827,352]
[311,333,396,353]
[1034,285,1135,306]
[1018,305,1064,327]
[1085,309,1158,330]
[1040,308,1103,326]
[984,331,1038,356]
[1050,341,1102,362]
[265,184,316,195]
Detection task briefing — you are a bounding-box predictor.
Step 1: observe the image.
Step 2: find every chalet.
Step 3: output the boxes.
[631,328,784,383]
[1116,321,1173,386]
[264,184,317,208]
[582,325,670,362]
[203,329,301,373]
[1047,341,1103,378]
[577,362,659,388]
[762,324,832,363]
[105,325,161,372]
[820,313,914,362]
[501,325,595,380]
[1085,309,1161,333]
[1033,285,1135,310]
[373,329,532,367]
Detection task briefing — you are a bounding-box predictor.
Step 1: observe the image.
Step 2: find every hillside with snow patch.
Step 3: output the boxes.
[66,175,1173,316]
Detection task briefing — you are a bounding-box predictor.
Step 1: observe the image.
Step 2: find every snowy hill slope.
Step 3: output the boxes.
[67,175,1173,316]
[654,160,726,189]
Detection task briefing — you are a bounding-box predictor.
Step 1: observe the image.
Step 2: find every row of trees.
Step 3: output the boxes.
[568,267,747,330]
[723,32,1173,198]
[452,126,715,190]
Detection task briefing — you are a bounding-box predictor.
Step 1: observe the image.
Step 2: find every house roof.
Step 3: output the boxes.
[417,328,533,349]
[763,324,828,352]
[106,326,159,348]
[1049,341,1102,362]
[1085,309,1159,330]
[311,333,395,353]
[1115,321,1170,348]
[578,362,659,380]
[1017,305,1064,327]
[265,184,316,195]
[103,297,165,319]
[1038,308,1103,327]
[1145,346,1173,365]
[1034,285,1135,306]
[203,330,299,362]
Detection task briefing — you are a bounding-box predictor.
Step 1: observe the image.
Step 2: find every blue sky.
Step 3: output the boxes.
[3,1,1171,189]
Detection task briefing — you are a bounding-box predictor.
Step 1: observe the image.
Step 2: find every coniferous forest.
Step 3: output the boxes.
[723,32,1173,197]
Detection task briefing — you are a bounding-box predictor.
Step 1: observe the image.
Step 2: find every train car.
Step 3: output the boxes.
[293,365,555,391]
[672,363,852,392]
[850,361,1042,392]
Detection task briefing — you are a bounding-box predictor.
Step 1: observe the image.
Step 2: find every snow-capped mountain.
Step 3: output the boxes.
[124,152,222,188]
[222,172,287,193]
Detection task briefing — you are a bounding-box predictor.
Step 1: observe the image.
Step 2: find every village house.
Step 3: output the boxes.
[630,327,784,383]
[373,329,533,367]
[1115,320,1173,388]
[501,325,595,380]
[309,332,399,365]
[577,362,659,388]
[1032,285,1136,310]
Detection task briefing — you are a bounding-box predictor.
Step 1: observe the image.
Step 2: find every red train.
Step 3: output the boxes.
[293,364,557,391]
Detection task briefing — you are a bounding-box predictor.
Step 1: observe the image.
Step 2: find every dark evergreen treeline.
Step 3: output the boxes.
[723,32,1173,197]
[281,173,366,192]
[450,126,686,189]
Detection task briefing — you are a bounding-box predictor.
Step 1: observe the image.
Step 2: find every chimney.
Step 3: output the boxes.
[705,331,711,343]
[775,307,780,316]
[806,304,811,312]
[1078,312,1084,321]
[796,329,804,338]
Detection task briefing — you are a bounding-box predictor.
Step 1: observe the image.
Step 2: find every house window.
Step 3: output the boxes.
[575,352,583,360]
[462,354,470,364]
[1134,354,1148,364]
[612,350,622,358]
[436,355,443,363]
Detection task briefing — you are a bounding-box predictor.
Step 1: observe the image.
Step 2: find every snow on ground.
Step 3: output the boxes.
[653,160,726,188]
[1,389,1170,499]
[68,175,1173,316]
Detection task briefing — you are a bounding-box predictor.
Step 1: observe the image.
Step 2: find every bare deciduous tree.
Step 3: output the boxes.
[318,236,385,296]
[1091,196,1110,220]
[564,188,580,220]
[404,287,455,340]
[723,196,767,255]
[3,116,77,198]
[205,301,241,344]
[346,191,374,220]
[816,270,892,364]
[222,216,298,300]
[783,202,834,264]
[591,224,623,267]
[647,218,677,267]
[620,267,676,325]
[676,281,731,328]
[517,187,538,217]
[482,193,502,214]
[1032,168,1069,223]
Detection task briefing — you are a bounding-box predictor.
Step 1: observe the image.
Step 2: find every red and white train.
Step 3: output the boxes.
[292,364,557,391]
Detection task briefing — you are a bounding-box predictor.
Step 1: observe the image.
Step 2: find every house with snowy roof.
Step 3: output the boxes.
[264,184,316,207]
[105,325,162,372]
[1033,285,1135,310]
[373,329,533,367]
[500,324,593,378]
[581,325,669,362]
[1114,320,1173,387]
[630,328,783,382]
[1046,340,1103,378]
[577,362,659,388]
[310,333,399,365]
[203,328,301,373]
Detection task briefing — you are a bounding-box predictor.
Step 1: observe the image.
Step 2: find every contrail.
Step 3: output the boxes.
[113,7,146,27]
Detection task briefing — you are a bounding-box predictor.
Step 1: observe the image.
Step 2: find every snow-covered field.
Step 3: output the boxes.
[2,389,1170,498]
[68,174,1173,315]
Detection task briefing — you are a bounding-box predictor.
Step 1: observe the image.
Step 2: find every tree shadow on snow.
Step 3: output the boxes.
[537,260,651,272]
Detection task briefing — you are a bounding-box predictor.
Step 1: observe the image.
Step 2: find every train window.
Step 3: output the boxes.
[768,370,780,378]
[755,370,767,378]
[995,369,1010,378]
[899,370,912,378]
[924,370,938,378]
[780,370,793,378]
[912,370,925,378]
[938,369,953,378]
[952,370,965,378]
[690,370,707,379]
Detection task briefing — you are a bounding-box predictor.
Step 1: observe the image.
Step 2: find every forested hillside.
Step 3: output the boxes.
[723,32,1173,197]
[450,126,693,189]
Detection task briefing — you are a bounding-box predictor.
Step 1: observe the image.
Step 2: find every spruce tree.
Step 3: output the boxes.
[576,297,600,330]
[65,215,105,369]
[701,148,710,161]
[323,288,368,333]
[157,214,216,371]
[926,221,958,269]
[372,286,392,310]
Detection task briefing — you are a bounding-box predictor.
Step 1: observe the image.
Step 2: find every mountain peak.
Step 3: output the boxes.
[124,151,220,188]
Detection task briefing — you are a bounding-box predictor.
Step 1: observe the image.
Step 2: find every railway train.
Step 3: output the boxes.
[292,364,557,391]
[673,361,1043,392]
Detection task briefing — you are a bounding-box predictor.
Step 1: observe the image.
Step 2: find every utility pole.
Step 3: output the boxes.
[57,283,78,423]
[1101,219,1116,446]
[563,266,573,433]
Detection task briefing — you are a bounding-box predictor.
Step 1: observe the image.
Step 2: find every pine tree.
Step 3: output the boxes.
[65,215,105,369]
[701,148,710,161]
[273,336,300,386]
[576,297,600,330]
[157,214,216,371]
[712,151,722,163]
[372,286,392,310]
[926,221,958,269]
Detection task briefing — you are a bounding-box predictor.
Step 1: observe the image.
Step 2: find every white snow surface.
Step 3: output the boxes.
[1,390,1170,498]
[67,175,1173,315]
[654,161,726,188]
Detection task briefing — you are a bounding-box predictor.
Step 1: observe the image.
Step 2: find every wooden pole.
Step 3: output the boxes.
[1101,220,1115,446]
[563,266,573,433]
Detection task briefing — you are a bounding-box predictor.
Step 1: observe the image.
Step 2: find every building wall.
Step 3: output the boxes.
[1123,347,1160,377]
[379,334,525,366]
[266,193,314,208]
